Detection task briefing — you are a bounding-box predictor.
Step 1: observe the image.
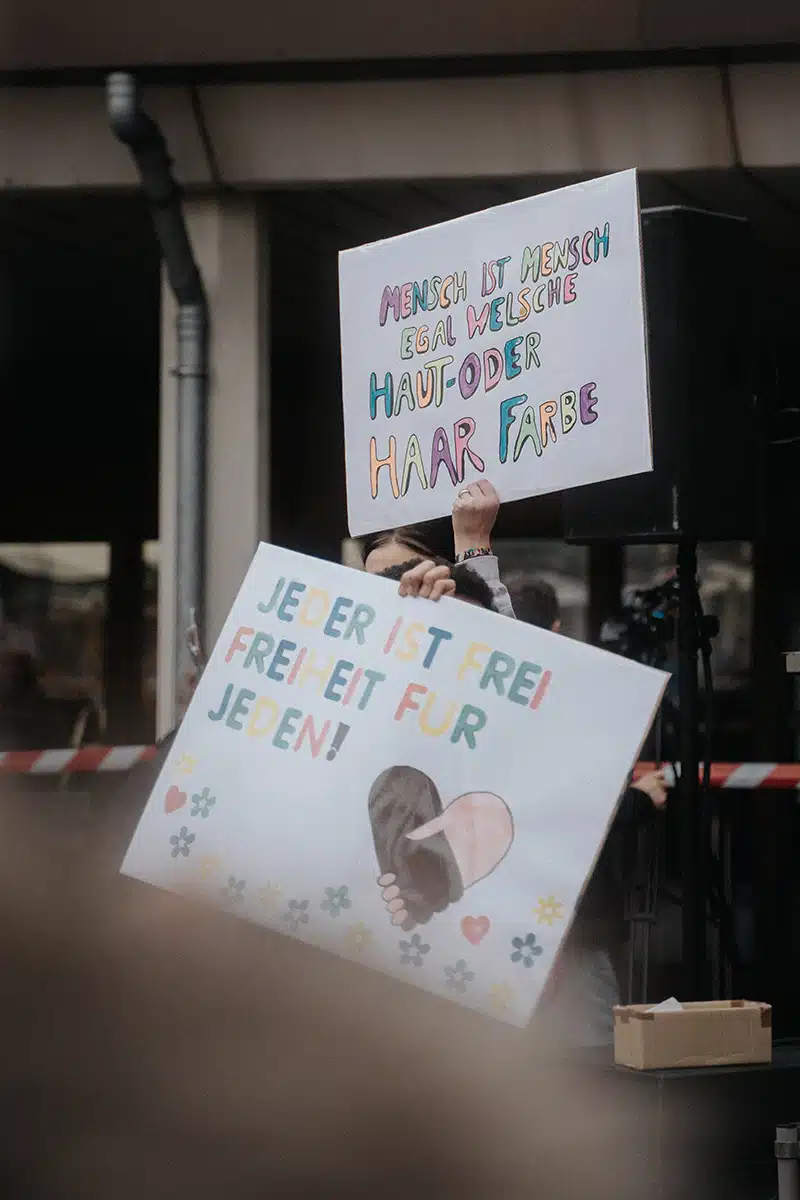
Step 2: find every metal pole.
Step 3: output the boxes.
[776,1125,800,1200]
[175,304,208,706]
[106,73,208,720]
[677,538,708,997]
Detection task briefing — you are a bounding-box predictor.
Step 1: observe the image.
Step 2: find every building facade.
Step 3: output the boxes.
[1,2,799,738]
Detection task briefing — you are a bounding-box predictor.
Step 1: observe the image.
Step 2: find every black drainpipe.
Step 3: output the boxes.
[106,72,208,723]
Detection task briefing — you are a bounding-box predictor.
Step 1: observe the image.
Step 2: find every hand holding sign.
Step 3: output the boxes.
[452,478,500,556]
[397,558,456,601]
[631,768,668,809]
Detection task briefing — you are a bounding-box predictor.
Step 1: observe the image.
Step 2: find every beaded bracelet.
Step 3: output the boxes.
[455,546,492,563]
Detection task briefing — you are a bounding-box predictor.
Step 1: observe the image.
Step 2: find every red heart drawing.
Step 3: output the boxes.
[165,785,187,814]
[461,916,490,945]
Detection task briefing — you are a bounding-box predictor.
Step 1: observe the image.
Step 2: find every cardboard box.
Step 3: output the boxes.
[613,1000,772,1070]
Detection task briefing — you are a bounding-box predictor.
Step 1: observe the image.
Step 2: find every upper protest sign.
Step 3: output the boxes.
[340,169,651,536]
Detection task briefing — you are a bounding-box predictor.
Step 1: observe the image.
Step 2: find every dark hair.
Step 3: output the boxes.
[451,563,495,610]
[509,577,561,630]
[359,516,454,565]
[378,558,494,610]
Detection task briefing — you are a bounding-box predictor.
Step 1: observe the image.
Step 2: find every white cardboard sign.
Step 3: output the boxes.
[339,169,651,535]
[123,544,666,1027]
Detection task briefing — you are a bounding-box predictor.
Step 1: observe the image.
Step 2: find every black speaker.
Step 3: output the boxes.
[564,206,760,543]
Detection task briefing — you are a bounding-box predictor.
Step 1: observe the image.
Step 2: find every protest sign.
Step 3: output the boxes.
[123,544,667,1027]
[340,169,651,535]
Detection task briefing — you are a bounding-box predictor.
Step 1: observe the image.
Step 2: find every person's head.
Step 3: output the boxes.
[508,576,561,632]
[378,558,494,609]
[360,518,453,575]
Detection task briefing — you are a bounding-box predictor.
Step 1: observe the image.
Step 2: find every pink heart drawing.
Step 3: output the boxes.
[461,916,490,945]
[165,785,187,814]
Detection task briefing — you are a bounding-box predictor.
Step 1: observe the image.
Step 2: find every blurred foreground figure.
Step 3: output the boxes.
[0,803,659,1200]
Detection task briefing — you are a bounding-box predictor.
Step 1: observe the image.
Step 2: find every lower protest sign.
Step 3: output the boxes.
[123,545,667,1027]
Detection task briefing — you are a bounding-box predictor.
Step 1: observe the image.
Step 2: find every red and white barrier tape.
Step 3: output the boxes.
[633,762,800,789]
[0,746,157,775]
[0,747,798,788]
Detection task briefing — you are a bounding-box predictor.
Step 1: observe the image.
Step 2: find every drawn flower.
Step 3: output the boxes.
[533,896,565,926]
[444,959,475,993]
[488,982,516,1014]
[256,882,283,908]
[197,854,221,880]
[283,899,310,932]
[169,825,195,858]
[344,922,372,953]
[399,933,430,967]
[221,876,246,903]
[320,885,351,918]
[511,933,544,967]
[191,787,216,818]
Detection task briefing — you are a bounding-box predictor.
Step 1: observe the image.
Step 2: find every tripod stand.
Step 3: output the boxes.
[676,539,709,998]
[623,540,733,1003]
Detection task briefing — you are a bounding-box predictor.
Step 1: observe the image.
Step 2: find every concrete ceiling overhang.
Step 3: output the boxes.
[0,0,798,72]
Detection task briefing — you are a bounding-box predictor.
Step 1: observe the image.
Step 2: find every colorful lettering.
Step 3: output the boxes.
[453,417,485,481]
[225,626,254,663]
[243,631,274,673]
[369,436,399,500]
[513,405,543,462]
[293,715,331,758]
[246,696,279,737]
[458,642,490,681]
[539,400,558,448]
[450,704,487,749]
[560,391,577,434]
[419,694,457,737]
[580,383,599,425]
[273,708,302,750]
[429,428,458,489]
[369,372,393,420]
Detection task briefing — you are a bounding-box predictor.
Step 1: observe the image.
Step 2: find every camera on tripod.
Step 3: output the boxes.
[600,577,680,667]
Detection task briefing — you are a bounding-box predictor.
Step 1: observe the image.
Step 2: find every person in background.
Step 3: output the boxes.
[510,574,667,1049]
[361,479,515,618]
[507,576,561,632]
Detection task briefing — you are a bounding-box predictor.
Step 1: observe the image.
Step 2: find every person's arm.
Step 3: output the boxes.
[461,554,516,618]
[577,771,668,943]
[451,480,516,618]
[604,770,668,840]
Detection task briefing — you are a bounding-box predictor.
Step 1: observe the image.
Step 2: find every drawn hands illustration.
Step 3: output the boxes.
[373,788,514,932]
[377,872,411,927]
